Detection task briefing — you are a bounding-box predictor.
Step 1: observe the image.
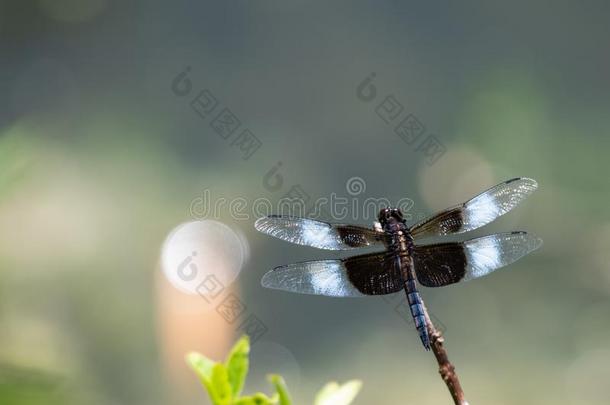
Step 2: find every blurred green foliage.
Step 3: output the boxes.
[187,336,361,405]
[0,364,68,405]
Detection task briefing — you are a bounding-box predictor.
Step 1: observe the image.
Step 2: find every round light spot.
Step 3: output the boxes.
[161,221,249,295]
[418,146,494,211]
[246,341,301,393]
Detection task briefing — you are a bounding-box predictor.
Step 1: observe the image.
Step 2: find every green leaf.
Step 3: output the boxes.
[186,352,217,400]
[211,363,233,405]
[187,336,361,405]
[234,392,278,405]
[268,374,292,405]
[314,380,362,405]
[225,335,250,397]
[186,353,233,405]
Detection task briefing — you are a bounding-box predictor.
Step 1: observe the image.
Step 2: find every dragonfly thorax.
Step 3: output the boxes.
[378,208,412,253]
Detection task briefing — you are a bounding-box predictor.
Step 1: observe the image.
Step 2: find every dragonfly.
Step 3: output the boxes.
[255,178,542,350]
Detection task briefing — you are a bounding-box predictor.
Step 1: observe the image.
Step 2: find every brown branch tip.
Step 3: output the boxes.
[425,309,469,405]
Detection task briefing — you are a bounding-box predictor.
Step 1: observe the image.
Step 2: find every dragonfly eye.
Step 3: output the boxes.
[378,208,392,223]
[392,208,404,221]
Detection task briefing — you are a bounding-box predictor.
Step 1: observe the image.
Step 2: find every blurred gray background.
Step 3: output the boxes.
[1,1,610,404]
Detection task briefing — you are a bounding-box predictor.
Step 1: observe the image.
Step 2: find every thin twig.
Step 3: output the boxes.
[422,302,468,405]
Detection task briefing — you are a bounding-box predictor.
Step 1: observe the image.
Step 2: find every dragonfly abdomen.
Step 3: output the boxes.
[405,277,430,350]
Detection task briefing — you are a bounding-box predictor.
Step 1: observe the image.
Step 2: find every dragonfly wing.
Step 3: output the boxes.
[255,215,385,250]
[413,232,542,287]
[410,178,538,240]
[261,252,403,297]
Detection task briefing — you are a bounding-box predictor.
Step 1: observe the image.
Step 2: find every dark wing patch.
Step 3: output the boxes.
[336,225,387,248]
[343,252,404,295]
[413,243,467,287]
[413,232,543,288]
[255,215,385,250]
[410,178,538,240]
[261,252,404,297]
[408,207,464,240]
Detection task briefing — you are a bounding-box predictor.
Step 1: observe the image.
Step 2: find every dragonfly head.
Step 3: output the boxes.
[378,207,405,226]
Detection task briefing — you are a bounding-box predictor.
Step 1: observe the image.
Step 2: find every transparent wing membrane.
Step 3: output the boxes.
[261,251,404,297]
[413,232,542,287]
[255,215,385,250]
[410,178,538,240]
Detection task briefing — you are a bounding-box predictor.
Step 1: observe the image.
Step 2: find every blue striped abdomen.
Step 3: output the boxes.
[405,278,430,350]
